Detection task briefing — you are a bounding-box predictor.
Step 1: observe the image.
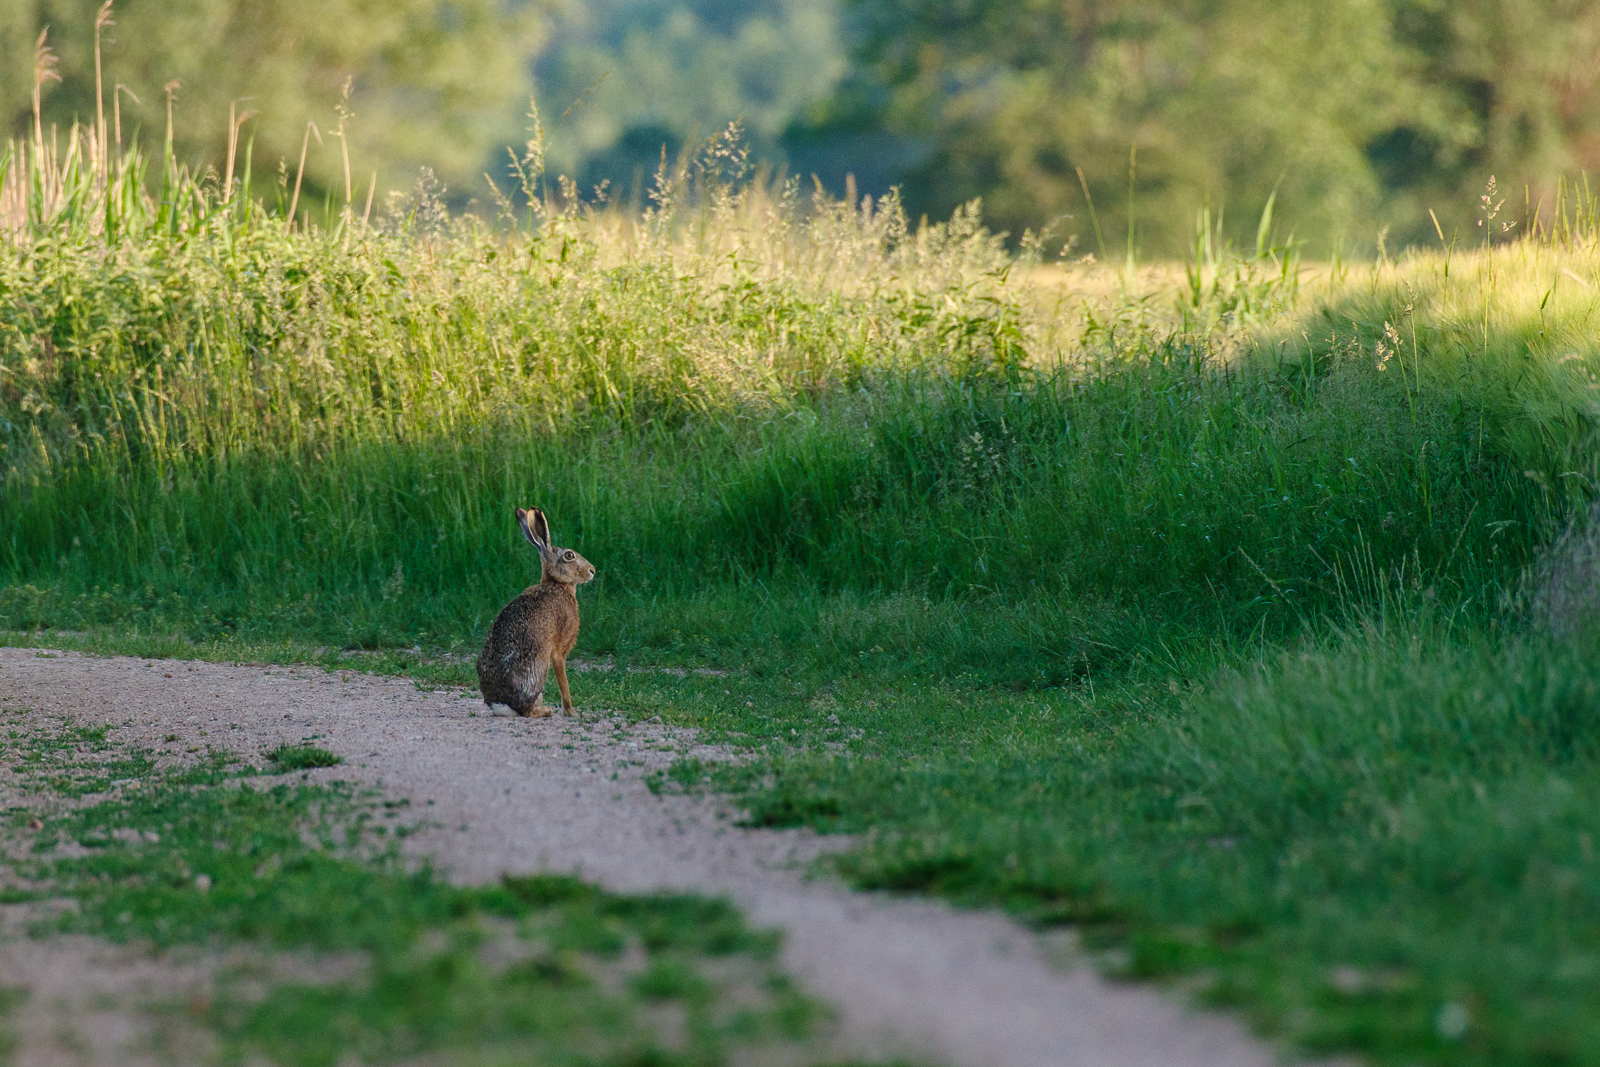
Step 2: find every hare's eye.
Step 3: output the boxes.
[564,550,575,561]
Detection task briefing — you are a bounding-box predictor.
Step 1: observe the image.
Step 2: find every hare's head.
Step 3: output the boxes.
[517,507,596,587]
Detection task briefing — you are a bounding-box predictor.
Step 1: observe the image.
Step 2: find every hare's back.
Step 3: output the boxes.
[489,583,578,652]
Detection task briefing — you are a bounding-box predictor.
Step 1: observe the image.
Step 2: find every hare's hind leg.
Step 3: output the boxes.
[553,655,573,715]
[516,653,553,718]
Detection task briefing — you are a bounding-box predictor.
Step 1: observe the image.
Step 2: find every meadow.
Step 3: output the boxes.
[7,109,1600,1064]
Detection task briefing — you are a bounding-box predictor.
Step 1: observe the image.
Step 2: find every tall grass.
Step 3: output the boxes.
[1278,191,1600,487]
[4,102,1588,677]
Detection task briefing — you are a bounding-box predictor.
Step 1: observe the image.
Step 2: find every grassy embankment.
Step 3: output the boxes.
[7,111,1600,1064]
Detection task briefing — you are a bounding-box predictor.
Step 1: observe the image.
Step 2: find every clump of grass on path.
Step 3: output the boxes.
[265,743,342,771]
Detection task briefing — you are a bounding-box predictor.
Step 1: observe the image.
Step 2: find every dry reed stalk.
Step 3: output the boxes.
[340,133,352,207]
[361,171,376,233]
[287,122,321,234]
[224,102,255,204]
[94,2,114,185]
[1,142,25,234]
[335,77,354,207]
[32,30,60,154]
[163,80,181,159]
[225,101,238,201]
[113,84,138,148]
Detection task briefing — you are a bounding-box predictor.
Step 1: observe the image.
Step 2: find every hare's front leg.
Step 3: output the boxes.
[553,655,574,715]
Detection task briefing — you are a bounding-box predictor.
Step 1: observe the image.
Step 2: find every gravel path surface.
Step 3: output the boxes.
[0,647,1295,1067]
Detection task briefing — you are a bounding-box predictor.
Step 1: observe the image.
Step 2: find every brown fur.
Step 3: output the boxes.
[476,507,595,717]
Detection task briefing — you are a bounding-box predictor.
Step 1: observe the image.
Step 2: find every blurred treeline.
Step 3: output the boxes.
[7,0,1599,254]
[2,0,546,206]
[839,0,1600,255]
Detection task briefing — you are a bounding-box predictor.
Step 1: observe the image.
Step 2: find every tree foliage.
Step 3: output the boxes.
[3,0,545,202]
[533,0,846,193]
[836,0,1600,253]
[7,0,1597,251]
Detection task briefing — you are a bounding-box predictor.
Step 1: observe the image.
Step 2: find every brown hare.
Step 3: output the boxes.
[476,507,595,717]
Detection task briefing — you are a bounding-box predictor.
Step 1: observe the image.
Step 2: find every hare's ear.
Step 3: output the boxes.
[529,507,552,548]
[516,507,548,551]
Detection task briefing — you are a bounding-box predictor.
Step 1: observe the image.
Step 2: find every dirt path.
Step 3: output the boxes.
[0,647,1296,1067]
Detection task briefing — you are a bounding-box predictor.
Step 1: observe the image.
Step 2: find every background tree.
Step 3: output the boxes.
[532,0,847,197]
[8,0,1597,249]
[1377,0,1600,240]
[4,0,546,207]
[828,0,1600,255]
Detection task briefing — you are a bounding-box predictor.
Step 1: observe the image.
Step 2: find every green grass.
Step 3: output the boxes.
[0,705,159,797]
[703,623,1600,1064]
[9,104,1600,1063]
[4,731,835,1067]
[0,345,1554,686]
[266,744,343,771]
[0,986,21,1063]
